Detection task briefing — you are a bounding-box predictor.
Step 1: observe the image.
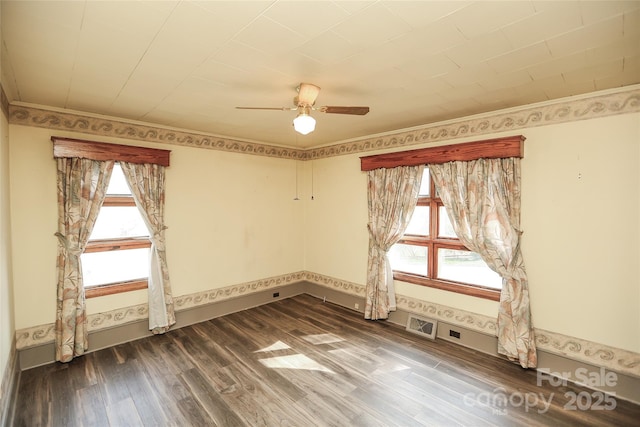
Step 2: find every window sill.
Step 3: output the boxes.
[393,272,500,301]
[85,279,148,298]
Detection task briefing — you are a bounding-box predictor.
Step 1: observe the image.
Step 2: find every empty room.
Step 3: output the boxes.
[1,1,639,426]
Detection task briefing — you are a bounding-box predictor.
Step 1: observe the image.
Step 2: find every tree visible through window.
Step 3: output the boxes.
[81,163,151,297]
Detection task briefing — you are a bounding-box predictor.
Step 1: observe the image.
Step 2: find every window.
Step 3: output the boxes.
[82,164,150,298]
[52,136,171,298]
[360,135,525,301]
[388,168,502,300]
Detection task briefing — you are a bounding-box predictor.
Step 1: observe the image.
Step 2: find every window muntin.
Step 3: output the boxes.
[81,164,150,296]
[389,167,501,299]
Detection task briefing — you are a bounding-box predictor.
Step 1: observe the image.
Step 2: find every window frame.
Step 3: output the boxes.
[52,136,170,298]
[83,181,151,298]
[360,135,524,301]
[394,173,501,300]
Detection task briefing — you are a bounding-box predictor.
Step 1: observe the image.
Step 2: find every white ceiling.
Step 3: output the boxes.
[2,0,639,148]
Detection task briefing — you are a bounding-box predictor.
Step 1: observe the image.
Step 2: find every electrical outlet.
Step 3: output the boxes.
[354,303,360,310]
[273,292,279,298]
[449,330,461,339]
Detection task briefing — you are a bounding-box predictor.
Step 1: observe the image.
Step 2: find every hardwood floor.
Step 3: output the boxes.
[12,294,640,426]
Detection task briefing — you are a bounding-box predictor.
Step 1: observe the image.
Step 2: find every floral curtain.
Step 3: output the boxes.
[366,165,424,320]
[429,158,536,368]
[55,158,114,362]
[120,162,175,334]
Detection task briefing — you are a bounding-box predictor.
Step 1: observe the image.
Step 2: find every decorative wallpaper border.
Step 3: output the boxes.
[14,270,640,378]
[395,294,498,335]
[307,86,640,159]
[174,271,306,311]
[303,271,367,297]
[15,271,307,351]
[8,85,640,161]
[302,272,640,379]
[535,328,640,375]
[8,105,307,161]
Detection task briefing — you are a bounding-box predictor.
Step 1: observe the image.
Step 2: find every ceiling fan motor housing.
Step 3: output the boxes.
[294,83,321,107]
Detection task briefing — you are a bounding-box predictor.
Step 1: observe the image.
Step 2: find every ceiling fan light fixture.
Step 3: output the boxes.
[293,111,316,135]
[236,82,369,135]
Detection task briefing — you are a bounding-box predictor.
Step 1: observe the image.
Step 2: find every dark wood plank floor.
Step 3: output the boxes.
[12,294,640,426]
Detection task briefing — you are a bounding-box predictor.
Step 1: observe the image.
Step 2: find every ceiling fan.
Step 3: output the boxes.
[236,83,370,135]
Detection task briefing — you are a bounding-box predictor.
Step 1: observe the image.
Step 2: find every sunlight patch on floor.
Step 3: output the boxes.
[301,333,345,345]
[259,354,334,373]
[254,340,292,353]
[371,363,412,375]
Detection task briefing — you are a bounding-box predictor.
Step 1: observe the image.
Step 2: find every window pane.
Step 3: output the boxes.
[90,207,149,239]
[107,164,131,195]
[389,244,428,276]
[82,248,149,287]
[418,170,430,196]
[405,206,429,236]
[438,206,457,238]
[437,248,502,289]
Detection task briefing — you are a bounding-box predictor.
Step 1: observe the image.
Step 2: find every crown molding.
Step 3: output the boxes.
[8,86,640,161]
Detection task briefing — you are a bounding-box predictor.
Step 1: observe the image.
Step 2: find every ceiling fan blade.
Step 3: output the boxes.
[295,83,321,106]
[320,106,370,115]
[235,107,294,111]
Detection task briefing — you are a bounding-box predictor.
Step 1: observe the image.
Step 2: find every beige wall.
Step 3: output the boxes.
[305,113,640,353]
[521,115,639,352]
[0,106,14,383]
[6,104,639,357]
[1,0,16,399]
[9,126,305,328]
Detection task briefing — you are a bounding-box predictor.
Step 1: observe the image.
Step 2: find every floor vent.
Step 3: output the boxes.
[406,314,438,340]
